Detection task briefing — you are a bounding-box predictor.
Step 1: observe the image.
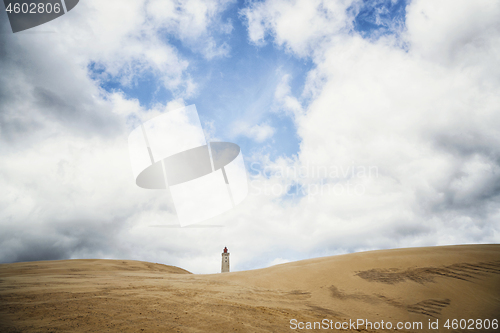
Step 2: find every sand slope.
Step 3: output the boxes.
[0,245,499,332]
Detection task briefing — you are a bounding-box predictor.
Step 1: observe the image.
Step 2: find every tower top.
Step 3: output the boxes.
[221,247,230,273]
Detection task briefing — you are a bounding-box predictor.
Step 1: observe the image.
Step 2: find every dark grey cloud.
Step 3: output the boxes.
[0,26,123,146]
[0,218,123,263]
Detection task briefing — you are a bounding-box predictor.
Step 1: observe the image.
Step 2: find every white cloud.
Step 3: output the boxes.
[146,0,235,59]
[405,0,500,67]
[231,121,275,142]
[146,0,233,40]
[239,0,500,260]
[274,74,303,118]
[240,0,358,57]
[60,1,186,91]
[47,0,234,93]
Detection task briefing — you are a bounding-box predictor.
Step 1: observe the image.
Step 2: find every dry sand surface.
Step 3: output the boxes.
[0,244,499,332]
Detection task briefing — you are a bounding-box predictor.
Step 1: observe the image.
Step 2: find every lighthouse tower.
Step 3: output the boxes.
[221,247,230,273]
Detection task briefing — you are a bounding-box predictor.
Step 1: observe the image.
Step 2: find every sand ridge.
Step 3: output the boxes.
[0,245,499,332]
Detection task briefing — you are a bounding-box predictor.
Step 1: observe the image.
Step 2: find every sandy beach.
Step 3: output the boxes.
[0,244,499,332]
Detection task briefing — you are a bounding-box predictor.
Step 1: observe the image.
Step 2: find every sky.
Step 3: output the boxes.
[0,0,499,274]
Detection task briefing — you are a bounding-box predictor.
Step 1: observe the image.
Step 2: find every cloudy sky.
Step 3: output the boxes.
[1,0,499,274]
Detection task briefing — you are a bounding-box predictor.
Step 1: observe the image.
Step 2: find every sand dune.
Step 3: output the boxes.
[0,245,499,332]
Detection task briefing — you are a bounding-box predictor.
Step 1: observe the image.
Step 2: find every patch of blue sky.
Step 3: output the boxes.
[87,60,174,109]
[188,43,309,159]
[351,0,407,38]
[181,1,312,162]
[285,183,307,199]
